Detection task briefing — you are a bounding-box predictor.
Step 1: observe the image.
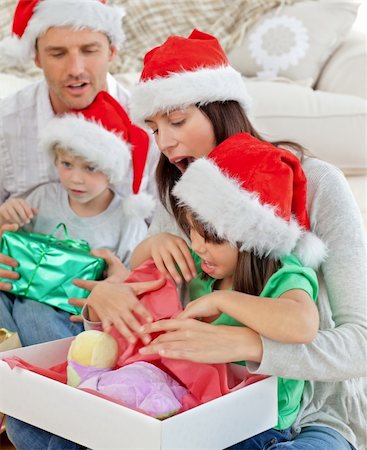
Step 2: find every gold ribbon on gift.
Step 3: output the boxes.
[0,328,22,351]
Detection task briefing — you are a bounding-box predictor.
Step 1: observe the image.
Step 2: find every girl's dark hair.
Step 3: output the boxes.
[177,207,281,296]
[156,101,306,218]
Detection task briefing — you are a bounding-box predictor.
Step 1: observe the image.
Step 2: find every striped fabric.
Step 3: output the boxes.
[111,0,299,73]
[0,0,299,77]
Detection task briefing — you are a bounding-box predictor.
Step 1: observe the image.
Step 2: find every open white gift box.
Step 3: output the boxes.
[0,337,277,449]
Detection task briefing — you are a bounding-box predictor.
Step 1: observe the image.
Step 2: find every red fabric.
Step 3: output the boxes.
[72,91,131,143]
[107,260,266,411]
[141,29,229,82]
[12,0,108,38]
[208,132,310,229]
[2,357,67,383]
[129,124,150,194]
[12,0,40,37]
[2,259,266,414]
[71,91,150,195]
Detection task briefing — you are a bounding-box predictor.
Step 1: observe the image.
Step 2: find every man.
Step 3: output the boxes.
[0,0,159,343]
[0,0,158,204]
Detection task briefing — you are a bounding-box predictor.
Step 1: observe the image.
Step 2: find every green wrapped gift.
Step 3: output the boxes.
[0,224,106,315]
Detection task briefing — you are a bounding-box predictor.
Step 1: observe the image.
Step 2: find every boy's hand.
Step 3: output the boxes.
[0,198,38,227]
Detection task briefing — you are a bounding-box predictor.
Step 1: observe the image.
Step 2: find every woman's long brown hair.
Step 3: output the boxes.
[155,100,305,220]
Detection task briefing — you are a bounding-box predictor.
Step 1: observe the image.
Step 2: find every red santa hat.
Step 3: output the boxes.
[0,0,125,67]
[172,133,327,269]
[40,91,155,219]
[130,29,252,126]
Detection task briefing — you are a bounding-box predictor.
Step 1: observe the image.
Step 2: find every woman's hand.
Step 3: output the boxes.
[0,198,38,227]
[91,248,130,283]
[69,277,165,343]
[139,318,263,364]
[0,224,20,291]
[68,249,131,322]
[133,233,196,284]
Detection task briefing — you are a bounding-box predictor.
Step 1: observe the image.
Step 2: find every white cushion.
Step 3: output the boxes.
[316,30,367,99]
[228,0,359,87]
[247,79,367,174]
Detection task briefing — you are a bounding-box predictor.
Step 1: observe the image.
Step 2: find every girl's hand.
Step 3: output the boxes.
[177,294,222,323]
[148,233,196,284]
[69,277,165,343]
[0,224,20,291]
[139,318,263,364]
[0,198,38,227]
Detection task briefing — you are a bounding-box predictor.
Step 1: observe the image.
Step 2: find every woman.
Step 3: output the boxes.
[130,29,365,449]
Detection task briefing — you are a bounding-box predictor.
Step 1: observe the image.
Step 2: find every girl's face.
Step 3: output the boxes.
[145,106,216,173]
[189,225,238,289]
[55,148,110,207]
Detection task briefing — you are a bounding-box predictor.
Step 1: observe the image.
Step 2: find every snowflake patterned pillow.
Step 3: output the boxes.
[228,1,360,87]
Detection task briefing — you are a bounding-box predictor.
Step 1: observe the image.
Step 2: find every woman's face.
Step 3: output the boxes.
[145,105,216,173]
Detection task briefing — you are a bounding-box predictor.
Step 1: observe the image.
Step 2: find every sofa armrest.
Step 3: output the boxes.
[315,30,367,100]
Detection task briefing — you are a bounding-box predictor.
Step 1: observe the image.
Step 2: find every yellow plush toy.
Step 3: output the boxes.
[67,330,118,388]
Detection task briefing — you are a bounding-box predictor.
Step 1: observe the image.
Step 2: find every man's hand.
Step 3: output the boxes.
[0,198,38,227]
[0,224,20,291]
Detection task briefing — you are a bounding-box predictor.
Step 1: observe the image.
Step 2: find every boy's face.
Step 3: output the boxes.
[189,223,238,288]
[55,149,110,206]
[35,27,117,114]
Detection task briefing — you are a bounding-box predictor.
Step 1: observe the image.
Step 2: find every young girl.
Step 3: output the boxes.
[137,132,323,442]
[0,90,154,347]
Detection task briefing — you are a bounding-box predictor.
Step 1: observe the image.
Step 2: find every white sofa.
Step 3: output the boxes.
[0,0,366,225]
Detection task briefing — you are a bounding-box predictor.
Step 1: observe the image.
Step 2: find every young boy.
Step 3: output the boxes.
[0,91,155,346]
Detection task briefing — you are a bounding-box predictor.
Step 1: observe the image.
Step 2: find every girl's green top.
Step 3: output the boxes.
[189,252,319,430]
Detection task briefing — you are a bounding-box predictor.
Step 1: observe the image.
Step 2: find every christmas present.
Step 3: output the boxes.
[0,224,106,315]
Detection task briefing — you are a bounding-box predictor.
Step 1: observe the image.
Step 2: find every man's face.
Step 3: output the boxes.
[35,27,117,114]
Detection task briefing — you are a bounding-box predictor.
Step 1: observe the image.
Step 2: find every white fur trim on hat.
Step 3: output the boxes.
[294,232,327,269]
[130,66,252,126]
[173,158,304,260]
[40,115,131,186]
[0,35,29,66]
[0,0,125,67]
[122,192,156,220]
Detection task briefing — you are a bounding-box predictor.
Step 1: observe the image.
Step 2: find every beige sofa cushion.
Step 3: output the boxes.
[316,30,367,99]
[247,79,367,174]
[228,0,359,87]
